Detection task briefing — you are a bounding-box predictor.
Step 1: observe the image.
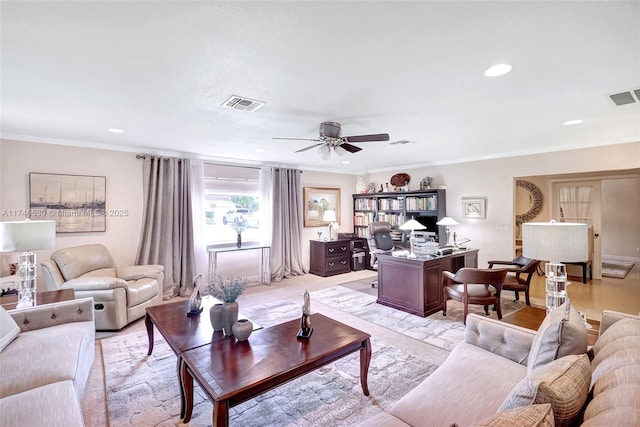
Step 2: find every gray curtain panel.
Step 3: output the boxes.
[136,155,196,296]
[271,168,307,281]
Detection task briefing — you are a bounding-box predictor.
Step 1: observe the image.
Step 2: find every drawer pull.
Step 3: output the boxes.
[341,246,347,251]
[328,262,335,266]
[341,260,347,265]
[328,248,335,253]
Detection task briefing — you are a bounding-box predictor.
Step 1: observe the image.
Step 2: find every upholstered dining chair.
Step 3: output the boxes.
[368,221,398,287]
[442,267,508,325]
[487,256,541,306]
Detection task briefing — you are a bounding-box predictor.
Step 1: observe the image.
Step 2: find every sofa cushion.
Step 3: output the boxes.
[500,353,591,427]
[389,342,527,427]
[126,277,159,307]
[476,403,554,427]
[581,407,640,426]
[52,244,115,281]
[0,380,84,427]
[591,335,640,370]
[592,318,640,357]
[80,267,117,278]
[527,303,587,374]
[0,321,95,398]
[583,384,640,421]
[355,411,410,427]
[0,305,20,352]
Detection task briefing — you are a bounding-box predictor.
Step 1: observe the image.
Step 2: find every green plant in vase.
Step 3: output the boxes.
[230,217,248,247]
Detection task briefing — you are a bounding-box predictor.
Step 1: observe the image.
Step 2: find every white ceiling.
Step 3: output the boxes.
[1,1,639,174]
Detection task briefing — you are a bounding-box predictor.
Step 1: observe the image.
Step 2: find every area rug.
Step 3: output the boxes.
[103,330,439,427]
[602,259,634,279]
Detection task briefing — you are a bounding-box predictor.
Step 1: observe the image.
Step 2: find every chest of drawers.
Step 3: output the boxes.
[309,239,351,277]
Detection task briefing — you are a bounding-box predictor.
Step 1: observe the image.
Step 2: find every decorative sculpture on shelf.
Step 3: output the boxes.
[187,274,203,316]
[297,289,313,339]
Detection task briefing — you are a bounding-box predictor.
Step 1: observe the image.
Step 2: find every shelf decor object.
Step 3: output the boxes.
[0,220,56,308]
[399,219,427,259]
[522,221,588,312]
[436,216,459,247]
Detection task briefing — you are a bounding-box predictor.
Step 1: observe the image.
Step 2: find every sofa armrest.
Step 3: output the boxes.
[464,313,536,365]
[117,265,164,281]
[9,297,94,332]
[61,276,129,291]
[599,310,640,335]
[40,260,66,290]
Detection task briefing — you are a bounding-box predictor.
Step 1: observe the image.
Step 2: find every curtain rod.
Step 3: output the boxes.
[136,154,301,172]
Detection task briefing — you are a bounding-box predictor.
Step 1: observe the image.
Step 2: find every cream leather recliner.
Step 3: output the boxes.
[41,244,164,330]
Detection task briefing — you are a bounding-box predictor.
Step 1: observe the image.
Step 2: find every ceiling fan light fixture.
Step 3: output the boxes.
[484,63,512,77]
[333,145,347,157]
[318,145,331,160]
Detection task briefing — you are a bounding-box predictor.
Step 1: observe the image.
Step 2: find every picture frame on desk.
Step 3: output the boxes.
[462,197,486,219]
[303,187,341,227]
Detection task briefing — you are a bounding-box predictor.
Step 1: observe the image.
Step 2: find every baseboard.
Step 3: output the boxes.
[602,255,640,264]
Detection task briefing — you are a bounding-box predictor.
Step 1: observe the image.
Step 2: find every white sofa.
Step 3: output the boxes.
[41,244,163,330]
[0,298,95,426]
[357,306,640,426]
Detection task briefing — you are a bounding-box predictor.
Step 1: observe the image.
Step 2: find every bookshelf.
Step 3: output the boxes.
[352,189,447,244]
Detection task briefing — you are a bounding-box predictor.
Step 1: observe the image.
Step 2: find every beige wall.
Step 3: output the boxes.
[602,177,640,260]
[367,142,640,268]
[0,139,144,285]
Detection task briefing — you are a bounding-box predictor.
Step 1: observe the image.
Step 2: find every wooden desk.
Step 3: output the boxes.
[376,249,479,317]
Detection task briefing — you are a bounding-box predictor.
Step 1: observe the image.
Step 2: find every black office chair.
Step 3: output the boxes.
[368,222,397,287]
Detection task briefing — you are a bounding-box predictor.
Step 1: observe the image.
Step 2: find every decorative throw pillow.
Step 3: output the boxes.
[476,404,554,427]
[527,302,588,374]
[0,305,20,352]
[500,354,591,427]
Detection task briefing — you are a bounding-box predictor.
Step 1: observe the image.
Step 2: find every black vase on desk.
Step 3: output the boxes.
[237,233,242,248]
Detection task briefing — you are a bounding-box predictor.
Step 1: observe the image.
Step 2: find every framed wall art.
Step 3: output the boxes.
[29,172,107,232]
[303,187,341,227]
[462,197,486,219]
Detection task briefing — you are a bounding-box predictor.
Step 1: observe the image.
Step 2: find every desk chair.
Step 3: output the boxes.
[442,267,508,325]
[368,222,397,288]
[487,256,541,306]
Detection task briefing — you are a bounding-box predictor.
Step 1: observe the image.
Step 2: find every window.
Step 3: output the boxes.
[203,164,261,245]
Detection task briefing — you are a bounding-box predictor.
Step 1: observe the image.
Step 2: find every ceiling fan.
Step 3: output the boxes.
[273,121,390,160]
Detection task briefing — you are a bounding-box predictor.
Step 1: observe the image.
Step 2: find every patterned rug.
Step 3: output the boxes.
[602,259,634,279]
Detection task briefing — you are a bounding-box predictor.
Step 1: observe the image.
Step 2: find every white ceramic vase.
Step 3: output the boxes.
[232,319,253,341]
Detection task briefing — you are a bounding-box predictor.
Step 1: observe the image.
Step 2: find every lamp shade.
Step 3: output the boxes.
[322,209,337,222]
[0,220,56,252]
[522,221,588,262]
[399,219,426,231]
[436,217,459,226]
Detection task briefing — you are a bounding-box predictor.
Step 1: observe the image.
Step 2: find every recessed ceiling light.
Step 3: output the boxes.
[562,119,583,126]
[107,128,124,134]
[484,64,512,77]
[341,160,350,164]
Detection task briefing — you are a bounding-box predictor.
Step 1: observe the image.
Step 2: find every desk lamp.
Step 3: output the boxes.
[0,220,56,308]
[522,221,588,312]
[399,219,427,259]
[436,216,459,247]
[322,210,337,241]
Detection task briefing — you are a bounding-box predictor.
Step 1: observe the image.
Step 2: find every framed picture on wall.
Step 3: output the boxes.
[462,197,486,219]
[29,172,107,232]
[303,187,341,227]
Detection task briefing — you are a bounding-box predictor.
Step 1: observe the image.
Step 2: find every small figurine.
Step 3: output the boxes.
[187,274,203,316]
[297,289,313,339]
[378,184,384,193]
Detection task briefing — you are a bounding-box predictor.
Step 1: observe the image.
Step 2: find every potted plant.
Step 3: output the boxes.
[230,217,248,247]
[208,275,248,336]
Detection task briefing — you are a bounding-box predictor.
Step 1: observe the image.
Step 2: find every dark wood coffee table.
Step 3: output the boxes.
[0,288,75,310]
[145,297,258,418]
[502,306,600,346]
[180,313,372,426]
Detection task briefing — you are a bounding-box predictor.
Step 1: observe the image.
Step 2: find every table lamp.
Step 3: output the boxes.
[522,220,588,312]
[399,219,427,259]
[0,220,56,308]
[436,216,459,247]
[322,209,337,241]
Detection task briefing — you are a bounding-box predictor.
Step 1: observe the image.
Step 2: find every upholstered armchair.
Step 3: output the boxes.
[41,244,164,330]
[487,256,541,306]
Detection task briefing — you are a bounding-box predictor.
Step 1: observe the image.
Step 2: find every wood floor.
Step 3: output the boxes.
[523,262,640,322]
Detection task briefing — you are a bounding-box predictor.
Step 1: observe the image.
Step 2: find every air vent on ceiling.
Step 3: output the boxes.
[608,89,640,106]
[222,95,265,112]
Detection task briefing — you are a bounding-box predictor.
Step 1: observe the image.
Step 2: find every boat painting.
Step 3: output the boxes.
[29,173,106,232]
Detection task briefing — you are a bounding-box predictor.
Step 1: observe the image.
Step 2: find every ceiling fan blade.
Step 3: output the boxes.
[295,143,325,153]
[273,137,322,142]
[344,133,390,143]
[339,142,362,153]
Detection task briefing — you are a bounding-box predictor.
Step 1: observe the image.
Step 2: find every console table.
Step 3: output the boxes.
[376,249,479,317]
[208,245,271,284]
